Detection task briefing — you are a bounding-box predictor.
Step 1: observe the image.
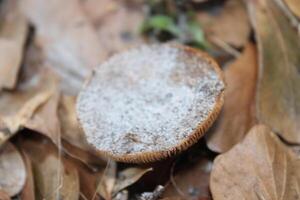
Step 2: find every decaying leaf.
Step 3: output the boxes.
[0,142,26,197]
[206,43,257,153]
[19,135,80,200]
[20,0,105,94]
[97,160,117,200]
[210,124,300,200]
[113,167,153,195]
[0,0,28,90]
[248,0,300,143]
[0,71,60,145]
[197,0,250,47]
[163,157,212,200]
[19,150,35,200]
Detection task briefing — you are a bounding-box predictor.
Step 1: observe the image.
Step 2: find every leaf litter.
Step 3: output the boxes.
[0,0,300,199]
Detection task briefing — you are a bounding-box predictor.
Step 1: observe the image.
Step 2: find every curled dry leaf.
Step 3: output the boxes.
[0,71,61,145]
[19,135,79,200]
[0,0,28,91]
[206,43,257,153]
[163,157,212,200]
[20,0,105,94]
[210,124,300,200]
[248,0,300,143]
[0,142,26,197]
[113,167,153,195]
[197,0,250,47]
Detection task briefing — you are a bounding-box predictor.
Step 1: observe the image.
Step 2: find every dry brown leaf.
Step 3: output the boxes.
[0,71,61,145]
[60,159,80,200]
[283,0,300,18]
[74,160,103,200]
[19,135,79,200]
[210,124,300,200]
[248,0,300,143]
[59,95,106,168]
[206,43,257,153]
[20,0,105,94]
[0,142,26,197]
[97,160,117,200]
[197,0,250,47]
[162,158,212,200]
[0,0,28,90]
[81,0,146,57]
[19,150,35,200]
[113,167,153,195]
[0,190,11,200]
[59,95,89,150]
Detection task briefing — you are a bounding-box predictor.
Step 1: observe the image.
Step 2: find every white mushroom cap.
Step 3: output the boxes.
[77,44,225,163]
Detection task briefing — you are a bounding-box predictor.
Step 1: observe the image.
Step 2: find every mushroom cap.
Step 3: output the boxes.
[77,44,225,163]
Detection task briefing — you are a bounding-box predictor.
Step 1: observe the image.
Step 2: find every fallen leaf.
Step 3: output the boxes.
[0,142,26,197]
[210,124,300,200]
[60,159,80,200]
[113,167,153,195]
[206,43,257,153]
[162,158,212,200]
[0,71,61,145]
[272,0,300,30]
[81,0,146,57]
[0,0,28,90]
[19,150,35,200]
[59,95,106,168]
[20,0,105,94]
[197,0,250,47]
[74,160,103,200]
[97,160,117,200]
[283,0,300,18]
[248,0,300,143]
[59,95,89,150]
[19,134,80,200]
[0,190,11,200]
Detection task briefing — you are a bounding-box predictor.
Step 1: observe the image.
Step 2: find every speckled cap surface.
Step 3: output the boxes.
[77,44,225,163]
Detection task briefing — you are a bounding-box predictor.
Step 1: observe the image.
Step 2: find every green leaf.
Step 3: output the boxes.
[140,15,181,36]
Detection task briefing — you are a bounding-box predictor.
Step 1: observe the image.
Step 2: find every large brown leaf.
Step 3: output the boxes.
[248,0,300,143]
[210,124,300,200]
[20,0,105,94]
[19,135,80,200]
[206,43,257,153]
[197,0,250,47]
[0,0,28,91]
[0,142,26,197]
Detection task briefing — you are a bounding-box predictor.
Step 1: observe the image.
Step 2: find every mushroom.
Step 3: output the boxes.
[76,44,225,163]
